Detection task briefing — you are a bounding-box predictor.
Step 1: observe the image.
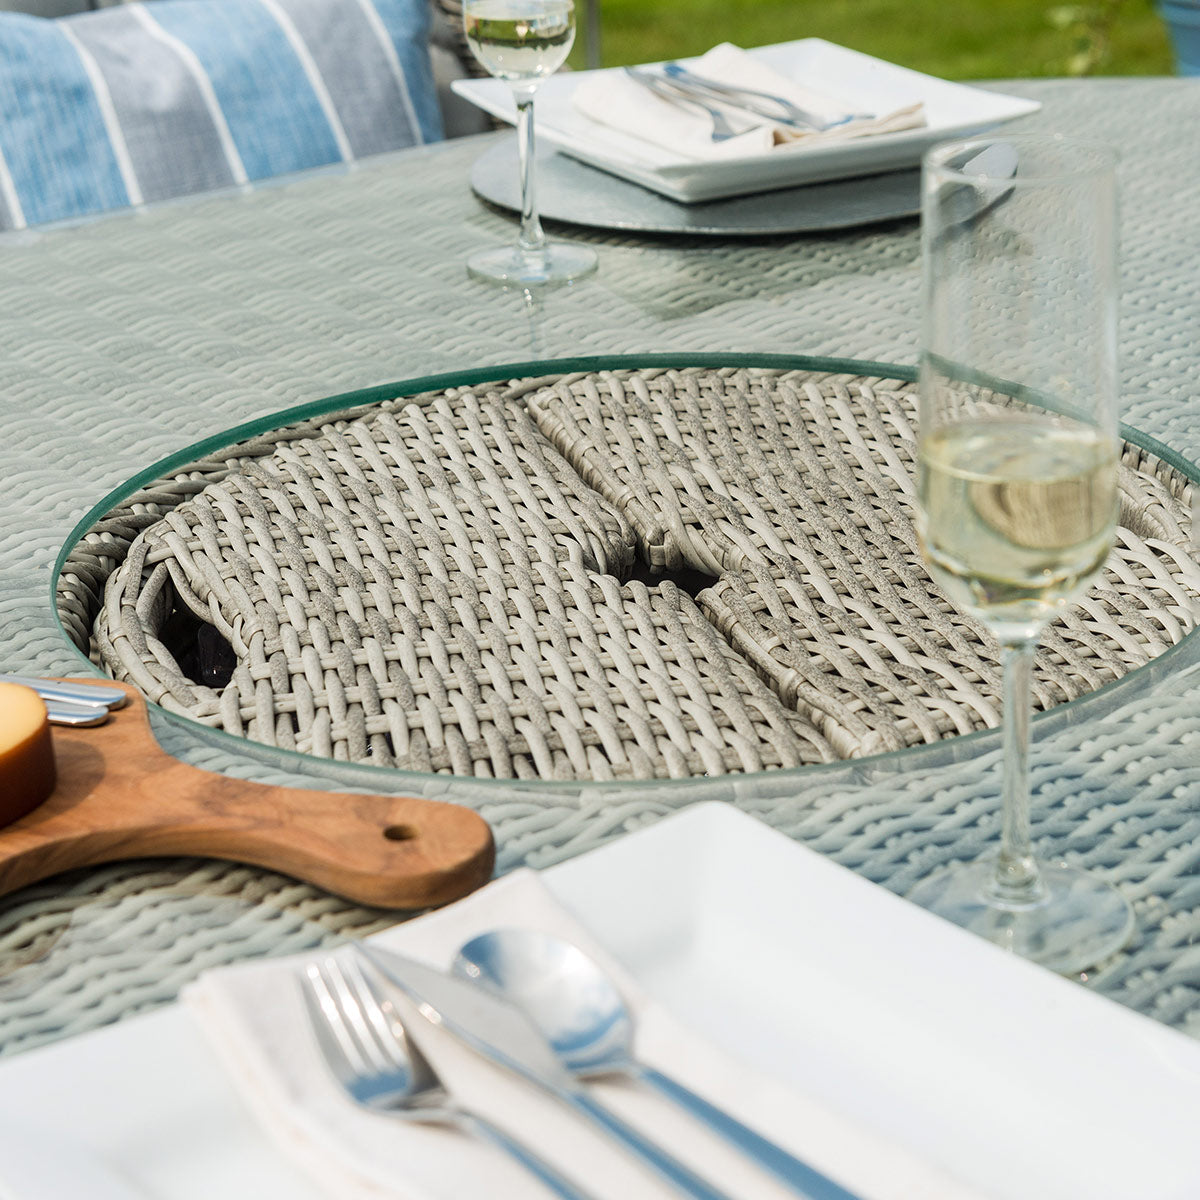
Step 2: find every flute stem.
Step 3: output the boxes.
[989,637,1047,909]
[513,85,546,259]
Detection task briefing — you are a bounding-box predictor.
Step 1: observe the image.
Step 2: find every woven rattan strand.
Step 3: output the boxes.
[72,366,1200,781]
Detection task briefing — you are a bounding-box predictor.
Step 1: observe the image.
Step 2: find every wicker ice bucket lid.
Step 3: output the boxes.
[61,361,1200,783]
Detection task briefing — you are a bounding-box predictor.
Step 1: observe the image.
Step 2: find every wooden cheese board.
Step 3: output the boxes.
[0,679,495,908]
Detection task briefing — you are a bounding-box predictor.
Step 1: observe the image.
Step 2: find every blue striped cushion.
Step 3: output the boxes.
[0,0,442,230]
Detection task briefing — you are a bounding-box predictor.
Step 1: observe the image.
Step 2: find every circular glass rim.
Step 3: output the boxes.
[50,351,1200,796]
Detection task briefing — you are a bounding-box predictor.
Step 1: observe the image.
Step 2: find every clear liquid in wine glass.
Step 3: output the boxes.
[465,1,575,81]
[918,414,1118,641]
[461,0,597,286]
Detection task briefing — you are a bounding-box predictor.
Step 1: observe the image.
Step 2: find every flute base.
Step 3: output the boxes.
[467,241,597,288]
[907,859,1134,975]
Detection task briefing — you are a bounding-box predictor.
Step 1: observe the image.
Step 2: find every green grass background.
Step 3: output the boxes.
[582,0,1174,78]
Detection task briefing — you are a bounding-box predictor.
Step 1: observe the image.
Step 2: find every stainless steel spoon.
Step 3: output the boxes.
[454,929,860,1200]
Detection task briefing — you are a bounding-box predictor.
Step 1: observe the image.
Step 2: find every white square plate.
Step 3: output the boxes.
[547,804,1200,1200]
[452,40,1042,202]
[0,803,1196,1199]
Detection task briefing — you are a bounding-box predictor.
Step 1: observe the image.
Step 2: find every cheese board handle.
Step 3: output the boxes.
[0,680,495,909]
[102,772,498,909]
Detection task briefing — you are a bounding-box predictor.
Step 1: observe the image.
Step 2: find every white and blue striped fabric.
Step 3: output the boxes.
[0,0,443,229]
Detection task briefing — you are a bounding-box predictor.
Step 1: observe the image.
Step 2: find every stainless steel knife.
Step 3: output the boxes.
[41,697,114,727]
[0,674,127,710]
[0,674,127,727]
[360,945,732,1200]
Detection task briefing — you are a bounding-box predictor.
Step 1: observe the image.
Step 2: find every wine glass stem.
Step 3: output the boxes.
[513,86,547,258]
[991,636,1047,908]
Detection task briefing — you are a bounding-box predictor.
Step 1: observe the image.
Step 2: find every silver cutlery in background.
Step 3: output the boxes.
[931,140,1020,241]
[0,673,127,708]
[0,673,127,726]
[624,67,740,141]
[361,944,734,1200]
[40,697,113,727]
[455,929,860,1200]
[661,62,867,131]
[300,955,599,1200]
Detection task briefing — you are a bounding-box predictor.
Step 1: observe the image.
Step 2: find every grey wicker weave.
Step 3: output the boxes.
[5,78,1200,1059]
[77,365,1200,781]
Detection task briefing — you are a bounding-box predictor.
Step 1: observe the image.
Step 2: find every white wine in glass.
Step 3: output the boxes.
[920,418,1118,635]
[908,135,1134,974]
[465,1,573,77]
[463,0,598,286]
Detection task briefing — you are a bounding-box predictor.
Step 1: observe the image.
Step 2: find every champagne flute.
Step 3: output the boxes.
[907,135,1134,973]
[463,0,598,287]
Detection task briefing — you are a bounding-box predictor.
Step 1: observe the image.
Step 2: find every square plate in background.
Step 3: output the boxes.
[452,40,1041,202]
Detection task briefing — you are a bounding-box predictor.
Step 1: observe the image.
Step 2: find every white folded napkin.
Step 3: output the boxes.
[571,43,925,162]
[184,869,984,1200]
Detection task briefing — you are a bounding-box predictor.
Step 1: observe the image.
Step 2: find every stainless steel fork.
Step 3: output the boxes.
[661,62,867,130]
[624,67,740,140]
[300,953,599,1200]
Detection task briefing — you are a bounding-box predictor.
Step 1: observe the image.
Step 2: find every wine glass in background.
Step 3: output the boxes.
[906,135,1134,973]
[463,0,598,287]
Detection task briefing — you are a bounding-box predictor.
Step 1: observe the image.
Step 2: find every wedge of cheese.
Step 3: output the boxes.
[0,682,56,824]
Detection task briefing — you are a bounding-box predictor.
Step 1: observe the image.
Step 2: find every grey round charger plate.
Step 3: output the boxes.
[470,139,921,236]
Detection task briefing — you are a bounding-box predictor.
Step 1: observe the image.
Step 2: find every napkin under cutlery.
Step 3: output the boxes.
[184,869,983,1200]
[571,44,925,162]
